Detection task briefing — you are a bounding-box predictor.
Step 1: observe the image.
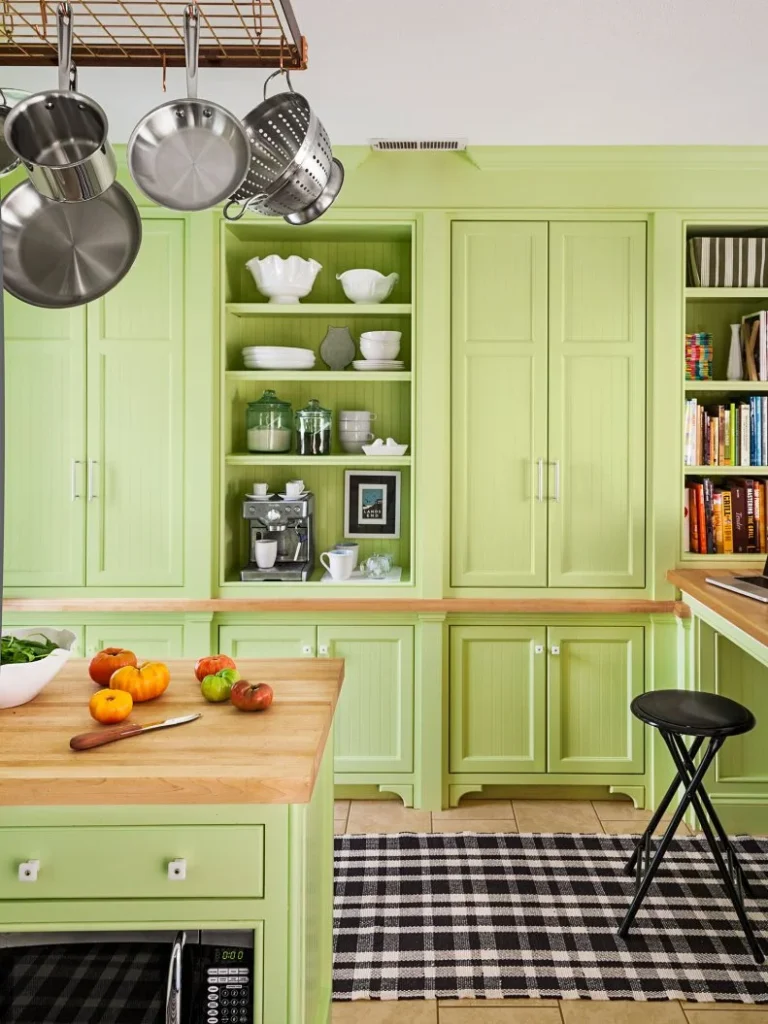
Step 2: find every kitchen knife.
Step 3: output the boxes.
[70,713,201,751]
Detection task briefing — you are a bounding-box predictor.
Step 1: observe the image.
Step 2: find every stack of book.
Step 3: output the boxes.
[685,333,712,380]
[685,478,768,554]
[684,396,768,466]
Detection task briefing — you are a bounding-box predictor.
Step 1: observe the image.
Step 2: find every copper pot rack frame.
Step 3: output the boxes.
[0,0,307,68]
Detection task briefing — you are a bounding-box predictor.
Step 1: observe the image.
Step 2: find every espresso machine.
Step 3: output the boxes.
[241,494,315,581]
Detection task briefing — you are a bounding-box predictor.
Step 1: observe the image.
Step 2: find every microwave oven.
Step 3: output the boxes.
[0,929,254,1024]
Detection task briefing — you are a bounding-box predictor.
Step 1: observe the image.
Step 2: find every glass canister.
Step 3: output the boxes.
[246,389,293,453]
[295,398,332,456]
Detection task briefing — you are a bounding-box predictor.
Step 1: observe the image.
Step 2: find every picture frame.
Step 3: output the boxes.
[344,471,401,539]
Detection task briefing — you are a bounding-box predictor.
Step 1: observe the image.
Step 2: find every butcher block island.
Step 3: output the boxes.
[0,658,344,1024]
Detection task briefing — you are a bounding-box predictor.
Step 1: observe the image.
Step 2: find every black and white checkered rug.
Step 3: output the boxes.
[333,832,768,1003]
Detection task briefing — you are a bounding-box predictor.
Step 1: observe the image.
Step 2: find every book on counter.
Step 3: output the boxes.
[684,396,768,466]
[685,477,767,554]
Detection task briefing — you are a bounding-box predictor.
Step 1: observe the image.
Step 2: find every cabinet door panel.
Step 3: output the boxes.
[451,222,548,587]
[450,625,546,773]
[548,222,646,588]
[84,624,184,660]
[86,219,185,586]
[4,301,86,587]
[318,625,414,774]
[548,625,644,774]
[218,625,315,659]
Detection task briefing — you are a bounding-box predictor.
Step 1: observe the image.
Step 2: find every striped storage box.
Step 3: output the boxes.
[689,236,768,287]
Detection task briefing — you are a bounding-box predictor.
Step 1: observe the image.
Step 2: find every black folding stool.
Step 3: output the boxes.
[618,689,764,962]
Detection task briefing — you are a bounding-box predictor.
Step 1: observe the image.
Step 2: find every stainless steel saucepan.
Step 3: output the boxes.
[4,3,116,203]
[128,4,249,211]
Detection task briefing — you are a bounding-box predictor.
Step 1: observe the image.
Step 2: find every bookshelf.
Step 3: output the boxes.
[682,223,768,563]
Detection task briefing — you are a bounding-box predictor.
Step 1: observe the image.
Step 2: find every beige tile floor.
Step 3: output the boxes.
[331,798,765,1022]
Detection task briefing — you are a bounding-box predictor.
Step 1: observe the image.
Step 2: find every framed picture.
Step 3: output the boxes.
[344,471,401,539]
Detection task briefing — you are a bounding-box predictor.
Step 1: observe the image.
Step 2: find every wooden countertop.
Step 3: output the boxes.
[2,597,679,614]
[0,658,344,807]
[668,568,768,647]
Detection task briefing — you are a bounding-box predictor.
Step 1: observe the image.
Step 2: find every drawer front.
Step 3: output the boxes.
[0,825,264,900]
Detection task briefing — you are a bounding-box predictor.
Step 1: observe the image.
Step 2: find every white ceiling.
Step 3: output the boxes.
[1,0,767,144]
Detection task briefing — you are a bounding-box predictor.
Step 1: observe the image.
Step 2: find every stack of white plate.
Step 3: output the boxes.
[243,346,316,370]
[352,359,404,371]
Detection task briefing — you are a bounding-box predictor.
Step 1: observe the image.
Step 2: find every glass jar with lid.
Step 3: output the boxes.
[246,389,293,453]
[295,398,332,456]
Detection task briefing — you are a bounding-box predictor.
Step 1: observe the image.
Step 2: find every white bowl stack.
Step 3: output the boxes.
[353,331,404,371]
[243,346,316,371]
[339,410,376,453]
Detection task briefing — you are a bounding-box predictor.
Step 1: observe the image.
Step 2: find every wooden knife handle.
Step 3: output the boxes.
[70,722,145,751]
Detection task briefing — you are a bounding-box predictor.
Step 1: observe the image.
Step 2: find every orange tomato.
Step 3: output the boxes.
[110,661,171,702]
[89,688,133,724]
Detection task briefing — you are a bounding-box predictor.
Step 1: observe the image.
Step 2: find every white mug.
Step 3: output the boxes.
[285,479,304,496]
[334,542,359,569]
[321,549,355,581]
[339,410,376,421]
[252,482,268,496]
[255,539,278,569]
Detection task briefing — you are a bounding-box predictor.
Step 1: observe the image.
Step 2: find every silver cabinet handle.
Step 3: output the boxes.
[552,460,561,502]
[87,459,98,501]
[70,459,82,501]
[165,931,185,1024]
[536,458,544,502]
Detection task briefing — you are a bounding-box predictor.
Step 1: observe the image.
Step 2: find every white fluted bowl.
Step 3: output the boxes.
[246,255,323,304]
[336,269,399,304]
[0,627,77,709]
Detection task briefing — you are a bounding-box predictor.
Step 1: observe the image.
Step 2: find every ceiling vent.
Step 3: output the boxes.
[370,138,467,152]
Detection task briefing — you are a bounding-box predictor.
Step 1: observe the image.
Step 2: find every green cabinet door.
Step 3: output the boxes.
[548,222,646,588]
[548,625,644,774]
[318,625,414,774]
[451,222,548,587]
[4,301,86,587]
[84,624,184,660]
[449,625,546,773]
[85,219,185,586]
[218,625,316,659]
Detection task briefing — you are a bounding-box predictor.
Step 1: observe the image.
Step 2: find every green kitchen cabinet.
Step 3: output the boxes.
[83,624,184,660]
[451,222,549,587]
[449,625,546,773]
[318,625,414,774]
[548,222,646,588]
[547,625,644,774]
[4,303,86,588]
[218,624,315,659]
[85,220,185,587]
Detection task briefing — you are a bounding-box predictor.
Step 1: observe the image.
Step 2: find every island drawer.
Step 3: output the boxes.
[0,825,264,900]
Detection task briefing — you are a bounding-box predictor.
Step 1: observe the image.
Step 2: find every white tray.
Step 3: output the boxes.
[320,566,403,584]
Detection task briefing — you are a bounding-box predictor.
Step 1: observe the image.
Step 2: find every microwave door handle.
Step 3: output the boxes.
[166,931,185,1024]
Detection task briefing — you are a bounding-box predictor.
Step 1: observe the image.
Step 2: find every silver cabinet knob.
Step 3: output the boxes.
[167,859,187,880]
[18,860,40,882]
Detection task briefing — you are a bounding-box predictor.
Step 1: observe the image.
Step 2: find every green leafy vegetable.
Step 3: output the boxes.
[1,634,59,665]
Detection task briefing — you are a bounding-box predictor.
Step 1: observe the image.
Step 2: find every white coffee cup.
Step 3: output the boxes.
[252,482,268,496]
[255,539,278,569]
[321,549,355,581]
[285,479,305,496]
[334,542,359,569]
[339,410,376,421]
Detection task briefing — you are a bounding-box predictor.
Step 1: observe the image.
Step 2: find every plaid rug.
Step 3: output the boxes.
[333,832,768,1002]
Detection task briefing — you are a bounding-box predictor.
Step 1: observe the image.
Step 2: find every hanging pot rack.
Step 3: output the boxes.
[0,0,307,67]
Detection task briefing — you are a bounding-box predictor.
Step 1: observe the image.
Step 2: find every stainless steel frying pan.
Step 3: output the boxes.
[127,4,249,211]
[1,180,142,308]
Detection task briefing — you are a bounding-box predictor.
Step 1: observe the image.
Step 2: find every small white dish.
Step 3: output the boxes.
[362,442,408,456]
[246,492,275,500]
[278,491,308,500]
[352,360,404,371]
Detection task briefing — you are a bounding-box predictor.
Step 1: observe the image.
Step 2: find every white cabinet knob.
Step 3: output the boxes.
[550,645,560,656]
[18,860,40,882]
[318,644,329,657]
[167,859,187,881]
[534,645,544,654]
[301,644,314,656]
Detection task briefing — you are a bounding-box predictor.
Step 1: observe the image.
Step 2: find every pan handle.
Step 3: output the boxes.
[57,2,74,93]
[263,69,294,100]
[223,193,269,221]
[184,4,200,101]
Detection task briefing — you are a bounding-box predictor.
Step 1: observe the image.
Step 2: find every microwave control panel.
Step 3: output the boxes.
[206,967,251,1024]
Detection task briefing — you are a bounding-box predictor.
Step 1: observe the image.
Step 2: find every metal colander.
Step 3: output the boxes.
[224,70,333,221]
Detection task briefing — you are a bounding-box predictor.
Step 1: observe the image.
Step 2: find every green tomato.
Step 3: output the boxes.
[201,673,233,703]
[217,667,240,686]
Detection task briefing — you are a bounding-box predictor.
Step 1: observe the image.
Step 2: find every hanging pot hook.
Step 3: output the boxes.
[263,68,293,100]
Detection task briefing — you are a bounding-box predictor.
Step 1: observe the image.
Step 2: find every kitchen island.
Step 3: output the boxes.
[0,657,344,1024]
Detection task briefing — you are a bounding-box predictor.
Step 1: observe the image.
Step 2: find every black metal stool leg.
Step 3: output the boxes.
[618,731,717,941]
[624,735,705,877]
[666,735,765,963]
[671,733,755,899]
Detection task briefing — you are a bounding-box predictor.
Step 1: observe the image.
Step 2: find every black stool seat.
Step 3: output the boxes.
[631,690,755,738]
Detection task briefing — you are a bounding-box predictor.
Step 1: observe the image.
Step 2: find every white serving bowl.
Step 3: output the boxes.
[246,255,323,304]
[360,331,402,361]
[0,627,77,710]
[336,269,399,304]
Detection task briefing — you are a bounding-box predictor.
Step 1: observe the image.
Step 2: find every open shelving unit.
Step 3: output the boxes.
[682,222,768,564]
[218,219,416,592]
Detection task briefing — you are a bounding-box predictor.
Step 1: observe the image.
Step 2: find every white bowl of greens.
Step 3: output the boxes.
[0,628,77,709]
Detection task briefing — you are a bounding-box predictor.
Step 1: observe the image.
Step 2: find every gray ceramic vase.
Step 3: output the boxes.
[320,326,355,370]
